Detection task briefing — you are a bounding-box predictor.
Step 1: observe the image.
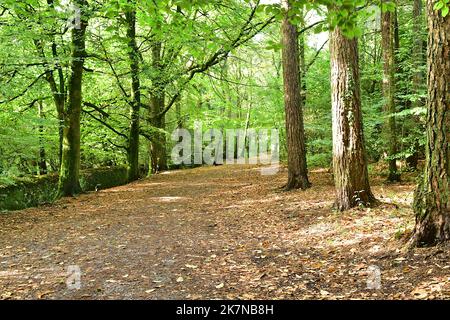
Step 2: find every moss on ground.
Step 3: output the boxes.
[0,166,128,211]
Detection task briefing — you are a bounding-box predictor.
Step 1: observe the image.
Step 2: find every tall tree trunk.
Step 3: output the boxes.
[38,100,47,175]
[34,40,65,166]
[330,27,375,210]
[125,3,141,182]
[34,0,65,166]
[299,10,307,107]
[242,103,251,158]
[175,94,183,129]
[149,112,167,173]
[57,0,88,197]
[411,1,450,247]
[370,34,379,95]
[175,94,184,161]
[412,0,424,110]
[406,0,425,170]
[281,0,310,190]
[149,40,167,173]
[242,58,253,159]
[381,1,400,182]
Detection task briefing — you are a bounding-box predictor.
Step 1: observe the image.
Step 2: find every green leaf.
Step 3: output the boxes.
[434,1,444,10]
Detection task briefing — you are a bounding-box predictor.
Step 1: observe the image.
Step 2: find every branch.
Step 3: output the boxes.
[19,96,52,113]
[99,40,131,101]
[305,39,328,73]
[82,109,129,140]
[107,138,128,151]
[205,72,276,88]
[158,8,275,117]
[0,72,47,104]
[139,129,152,141]
[83,101,110,118]
[298,20,324,35]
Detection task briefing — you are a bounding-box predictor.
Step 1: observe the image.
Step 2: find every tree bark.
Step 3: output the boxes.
[242,58,253,159]
[34,0,65,165]
[149,40,167,173]
[149,112,167,173]
[125,3,141,182]
[411,1,450,247]
[381,1,400,182]
[330,27,375,210]
[57,0,88,197]
[406,0,425,170]
[38,100,48,175]
[299,10,307,107]
[412,0,424,110]
[34,39,65,166]
[281,0,310,190]
[175,94,183,130]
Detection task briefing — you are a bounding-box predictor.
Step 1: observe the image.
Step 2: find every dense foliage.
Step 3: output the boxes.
[0,0,428,186]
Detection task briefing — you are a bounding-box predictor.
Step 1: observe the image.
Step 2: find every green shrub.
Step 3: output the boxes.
[308,153,332,169]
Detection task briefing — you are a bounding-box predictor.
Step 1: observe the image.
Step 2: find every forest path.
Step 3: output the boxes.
[0,164,449,299]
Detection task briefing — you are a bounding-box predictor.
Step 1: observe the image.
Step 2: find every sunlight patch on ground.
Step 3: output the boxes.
[159,170,181,175]
[137,182,167,187]
[374,186,415,207]
[310,168,330,173]
[238,198,276,205]
[152,196,187,202]
[103,187,146,193]
[331,233,387,248]
[297,222,335,238]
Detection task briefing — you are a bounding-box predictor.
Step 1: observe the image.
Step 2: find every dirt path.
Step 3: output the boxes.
[0,165,449,300]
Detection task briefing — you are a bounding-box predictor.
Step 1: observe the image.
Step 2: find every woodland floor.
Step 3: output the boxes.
[0,164,449,300]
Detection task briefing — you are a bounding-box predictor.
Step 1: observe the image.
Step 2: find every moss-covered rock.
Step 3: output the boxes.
[0,166,129,212]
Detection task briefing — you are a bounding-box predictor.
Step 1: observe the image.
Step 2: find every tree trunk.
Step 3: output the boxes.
[34,39,65,166]
[125,4,141,182]
[149,112,167,173]
[281,0,310,190]
[175,94,183,129]
[330,27,375,210]
[406,0,425,170]
[175,94,184,161]
[411,1,450,247]
[149,40,168,173]
[299,10,307,107]
[32,0,66,166]
[381,1,400,182]
[242,58,253,159]
[412,0,424,110]
[57,0,88,197]
[38,100,48,175]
